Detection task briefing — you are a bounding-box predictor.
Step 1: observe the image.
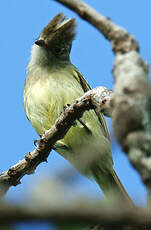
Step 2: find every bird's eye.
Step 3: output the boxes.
[54,47,65,54]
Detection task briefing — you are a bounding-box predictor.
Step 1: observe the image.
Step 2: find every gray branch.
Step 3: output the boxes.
[0,202,150,230]
[54,0,139,53]
[0,87,112,198]
[55,0,151,198]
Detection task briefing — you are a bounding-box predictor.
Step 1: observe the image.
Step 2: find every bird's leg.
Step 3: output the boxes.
[77,118,92,134]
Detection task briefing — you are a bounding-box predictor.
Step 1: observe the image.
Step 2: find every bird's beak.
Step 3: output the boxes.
[35,39,46,48]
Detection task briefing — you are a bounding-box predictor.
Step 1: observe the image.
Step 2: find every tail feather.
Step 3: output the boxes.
[91,167,134,207]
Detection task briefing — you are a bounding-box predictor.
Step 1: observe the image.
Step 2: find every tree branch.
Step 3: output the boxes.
[54,0,139,53]
[0,203,150,229]
[0,87,112,198]
[55,0,151,197]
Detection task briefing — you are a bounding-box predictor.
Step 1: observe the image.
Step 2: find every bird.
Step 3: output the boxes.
[23,13,133,205]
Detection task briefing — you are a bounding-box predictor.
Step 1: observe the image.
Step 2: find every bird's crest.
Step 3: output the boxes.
[41,13,76,47]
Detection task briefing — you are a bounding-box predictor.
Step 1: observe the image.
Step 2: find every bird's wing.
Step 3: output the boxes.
[72,66,110,140]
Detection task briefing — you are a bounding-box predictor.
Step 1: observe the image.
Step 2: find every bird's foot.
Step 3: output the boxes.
[34,139,39,146]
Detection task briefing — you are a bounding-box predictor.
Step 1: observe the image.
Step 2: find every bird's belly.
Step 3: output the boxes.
[24,70,86,134]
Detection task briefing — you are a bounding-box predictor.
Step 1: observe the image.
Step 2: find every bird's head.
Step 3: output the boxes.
[32,13,76,64]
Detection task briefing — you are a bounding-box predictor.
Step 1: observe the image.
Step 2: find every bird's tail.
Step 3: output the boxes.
[91,166,134,207]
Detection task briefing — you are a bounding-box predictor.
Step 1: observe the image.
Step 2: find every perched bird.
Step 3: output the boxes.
[23,13,133,205]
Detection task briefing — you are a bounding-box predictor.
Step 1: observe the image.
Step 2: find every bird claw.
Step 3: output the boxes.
[34,139,39,146]
[60,104,68,115]
[62,104,70,111]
